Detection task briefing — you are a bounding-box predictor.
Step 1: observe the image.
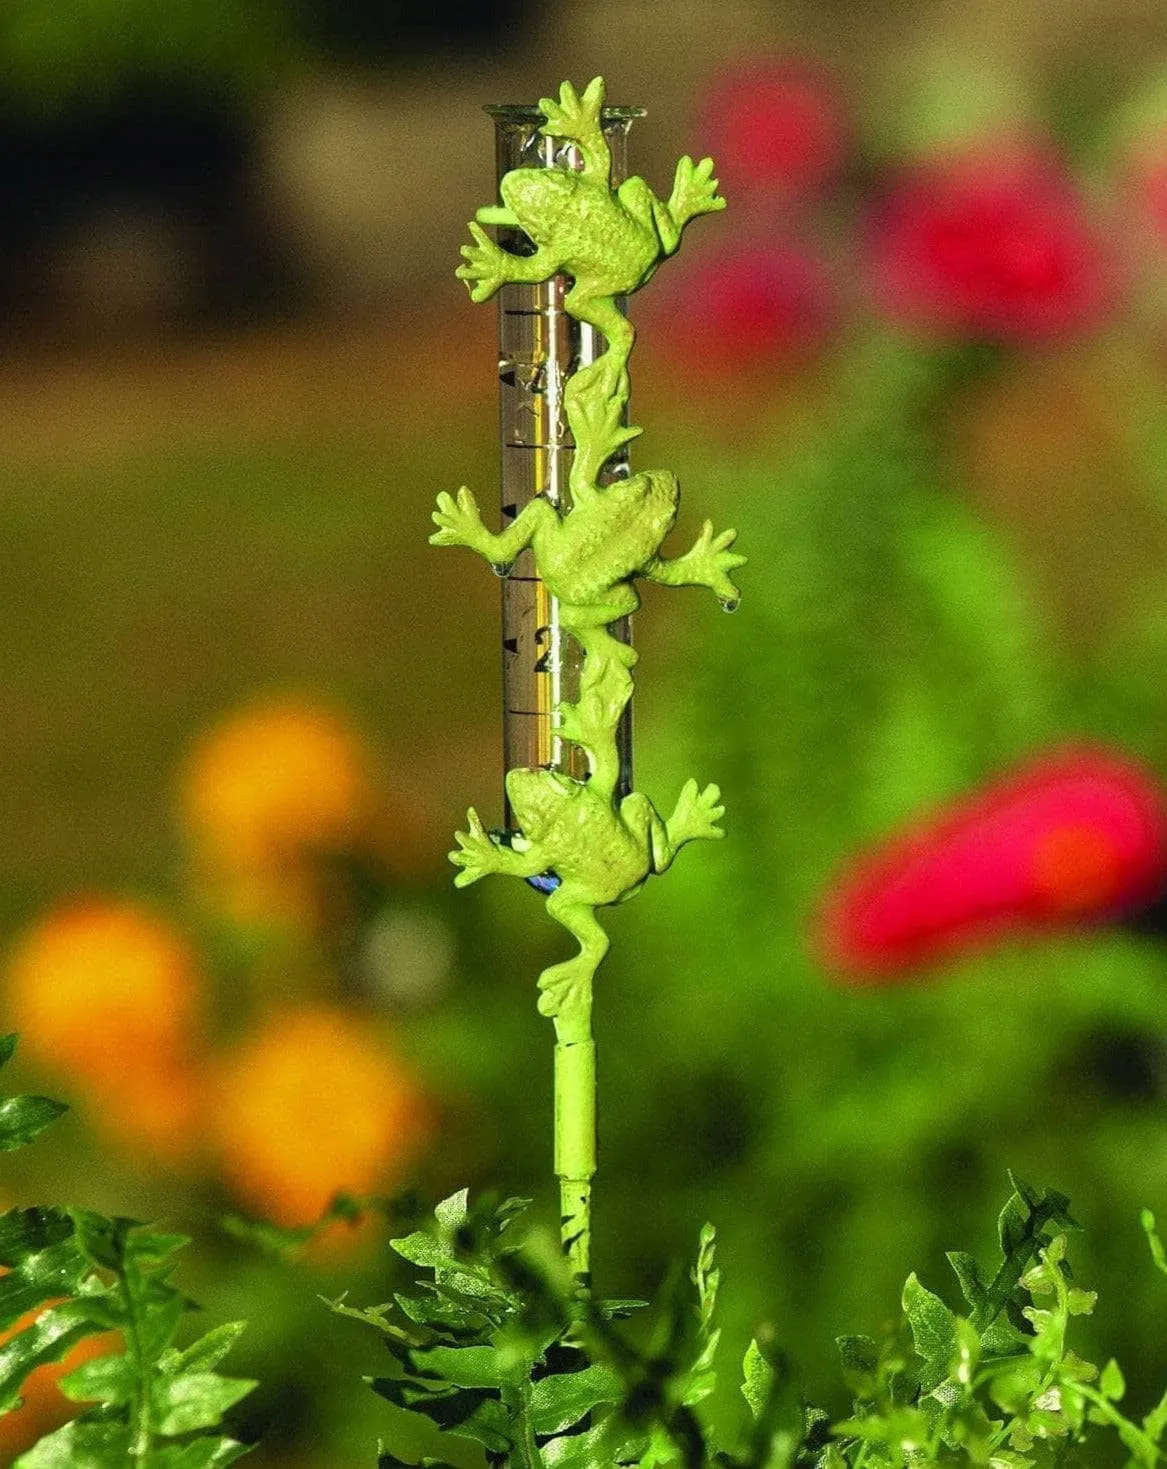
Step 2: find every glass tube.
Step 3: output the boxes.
[485,102,643,829]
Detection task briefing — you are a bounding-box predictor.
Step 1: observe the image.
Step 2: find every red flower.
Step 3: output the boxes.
[869,146,1112,342]
[819,746,1167,981]
[649,240,833,374]
[697,58,846,200]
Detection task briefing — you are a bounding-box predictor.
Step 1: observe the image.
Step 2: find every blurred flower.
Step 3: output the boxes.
[5,898,205,1163]
[210,1004,427,1228]
[819,746,1167,980]
[696,57,846,200]
[0,1300,119,1458]
[869,146,1112,342]
[178,696,377,931]
[649,239,834,375]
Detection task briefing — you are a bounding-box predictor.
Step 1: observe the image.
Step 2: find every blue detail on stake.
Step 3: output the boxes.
[527,871,562,894]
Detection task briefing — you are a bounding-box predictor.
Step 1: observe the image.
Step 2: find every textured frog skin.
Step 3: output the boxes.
[436,78,738,1274]
[449,767,724,1034]
[430,361,744,802]
[456,76,725,383]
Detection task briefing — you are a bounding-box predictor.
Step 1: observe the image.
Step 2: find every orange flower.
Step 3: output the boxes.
[5,899,206,1165]
[178,697,377,930]
[90,1059,205,1167]
[210,1004,427,1229]
[7,899,200,1082]
[0,1300,119,1459]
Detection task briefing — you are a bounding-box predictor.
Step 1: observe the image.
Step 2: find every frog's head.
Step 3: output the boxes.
[499,167,577,245]
[506,766,581,841]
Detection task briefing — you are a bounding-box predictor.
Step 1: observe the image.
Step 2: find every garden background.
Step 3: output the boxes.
[5,0,1167,1463]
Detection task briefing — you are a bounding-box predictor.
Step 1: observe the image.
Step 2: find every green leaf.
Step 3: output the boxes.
[1143,1383,1167,1443]
[57,1351,135,1406]
[392,1233,462,1272]
[901,1273,958,1391]
[836,1335,879,1396]
[434,1191,470,1235]
[147,1442,253,1468]
[153,1371,258,1435]
[947,1251,990,1317]
[409,1345,512,1391]
[0,1300,106,1411]
[0,1095,68,1153]
[1099,1358,1126,1402]
[13,1418,132,1467]
[371,1400,489,1469]
[0,1206,75,1266]
[742,1339,775,1420]
[692,1223,719,1333]
[1142,1209,1167,1280]
[162,1323,250,1377]
[528,1363,622,1435]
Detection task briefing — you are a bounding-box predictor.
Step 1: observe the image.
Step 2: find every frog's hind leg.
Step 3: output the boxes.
[565,360,640,500]
[563,286,635,379]
[557,634,634,801]
[536,890,610,1039]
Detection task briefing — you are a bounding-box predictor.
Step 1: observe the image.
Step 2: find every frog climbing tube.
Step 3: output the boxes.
[434,77,743,1284]
[486,99,642,815]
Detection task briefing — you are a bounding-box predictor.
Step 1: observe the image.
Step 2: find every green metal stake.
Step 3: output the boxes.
[435,77,741,1284]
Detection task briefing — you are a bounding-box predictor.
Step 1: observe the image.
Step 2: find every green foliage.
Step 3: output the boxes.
[0,1035,256,1466]
[338,1180,1167,1468]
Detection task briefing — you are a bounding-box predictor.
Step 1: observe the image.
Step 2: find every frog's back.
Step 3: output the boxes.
[546,470,677,603]
[553,793,650,904]
[501,168,580,245]
[567,200,658,293]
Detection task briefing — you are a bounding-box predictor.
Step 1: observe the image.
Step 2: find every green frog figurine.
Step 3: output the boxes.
[457,76,725,371]
[450,768,724,1034]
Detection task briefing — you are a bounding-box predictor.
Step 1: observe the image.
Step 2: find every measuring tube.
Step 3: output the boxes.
[485,102,643,829]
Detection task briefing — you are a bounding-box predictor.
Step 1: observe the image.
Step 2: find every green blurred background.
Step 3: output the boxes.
[7,0,1167,1464]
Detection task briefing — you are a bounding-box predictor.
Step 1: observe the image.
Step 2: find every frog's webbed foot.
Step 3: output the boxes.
[456,222,558,302]
[537,77,610,183]
[536,891,610,1030]
[646,519,746,605]
[430,486,489,553]
[431,487,552,568]
[667,155,727,236]
[449,808,544,887]
[662,778,725,860]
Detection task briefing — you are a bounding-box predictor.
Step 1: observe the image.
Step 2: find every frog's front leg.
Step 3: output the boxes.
[449,808,548,889]
[536,889,610,1035]
[646,779,725,874]
[645,519,746,606]
[642,155,725,257]
[430,486,556,571]
[475,205,520,228]
[456,221,563,304]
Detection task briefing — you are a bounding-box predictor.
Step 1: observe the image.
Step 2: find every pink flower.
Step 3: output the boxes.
[697,58,846,200]
[648,240,833,374]
[818,746,1167,981]
[869,146,1112,342]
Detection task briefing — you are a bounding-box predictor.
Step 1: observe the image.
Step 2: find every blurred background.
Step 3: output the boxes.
[8,0,1167,1463]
